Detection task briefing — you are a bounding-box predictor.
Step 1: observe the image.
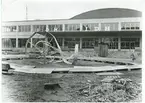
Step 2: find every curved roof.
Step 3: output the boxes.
[71,8,142,19]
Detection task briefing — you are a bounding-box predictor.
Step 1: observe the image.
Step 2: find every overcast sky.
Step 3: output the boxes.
[2,0,144,21]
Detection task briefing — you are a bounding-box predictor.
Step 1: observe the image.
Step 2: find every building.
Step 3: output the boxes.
[1,8,142,52]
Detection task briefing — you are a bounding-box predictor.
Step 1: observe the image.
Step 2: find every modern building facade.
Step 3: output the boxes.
[1,8,142,51]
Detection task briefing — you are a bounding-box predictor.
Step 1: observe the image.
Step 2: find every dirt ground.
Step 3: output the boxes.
[2,69,142,102]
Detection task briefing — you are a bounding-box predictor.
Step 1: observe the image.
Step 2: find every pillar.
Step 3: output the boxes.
[98,23,101,31]
[46,25,49,32]
[16,25,19,48]
[80,23,82,31]
[80,38,82,49]
[118,22,121,31]
[16,38,18,48]
[62,24,65,31]
[31,25,33,32]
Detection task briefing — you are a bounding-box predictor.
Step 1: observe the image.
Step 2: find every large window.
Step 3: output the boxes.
[65,24,80,31]
[48,24,62,31]
[121,22,140,30]
[107,38,118,49]
[101,23,119,31]
[56,38,63,46]
[18,25,31,32]
[64,38,80,48]
[2,38,16,48]
[47,38,63,47]
[121,38,140,49]
[2,26,17,32]
[32,38,45,47]
[82,23,100,31]
[82,38,99,48]
[18,38,30,48]
[33,25,46,32]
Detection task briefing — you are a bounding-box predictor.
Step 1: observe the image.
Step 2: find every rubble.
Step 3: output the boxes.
[76,76,141,102]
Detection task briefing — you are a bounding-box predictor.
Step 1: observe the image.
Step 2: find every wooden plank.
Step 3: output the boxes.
[69,65,141,72]
[13,68,54,74]
[31,68,54,74]
[53,68,71,72]
[2,54,29,59]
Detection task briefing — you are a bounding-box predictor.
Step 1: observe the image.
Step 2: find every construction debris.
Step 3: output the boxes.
[76,76,141,102]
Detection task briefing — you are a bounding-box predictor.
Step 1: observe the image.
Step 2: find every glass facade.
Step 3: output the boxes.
[2,22,141,32]
[33,25,46,32]
[82,23,100,31]
[121,22,140,30]
[18,25,31,32]
[107,38,118,49]
[2,26,17,32]
[48,24,63,31]
[2,38,16,48]
[82,38,99,48]
[32,38,45,47]
[65,24,80,31]
[121,38,140,49]
[64,38,80,48]
[18,38,30,48]
[2,21,141,50]
[47,38,63,47]
[101,23,119,31]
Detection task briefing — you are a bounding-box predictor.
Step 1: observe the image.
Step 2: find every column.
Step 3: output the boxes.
[80,38,82,49]
[16,25,19,48]
[118,36,121,51]
[31,25,33,32]
[80,23,82,31]
[46,25,49,32]
[118,22,121,31]
[62,24,65,31]
[98,23,101,31]
[16,38,18,48]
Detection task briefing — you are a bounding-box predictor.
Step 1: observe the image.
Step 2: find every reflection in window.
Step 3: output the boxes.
[107,38,118,49]
[33,25,46,32]
[32,38,45,47]
[2,26,17,32]
[121,38,140,49]
[18,25,31,32]
[65,24,80,31]
[48,24,62,31]
[121,22,140,30]
[82,23,99,31]
[82,38,99,48]
[18,38,30,48]
[47,38,63,47]
[2,38,16,48]
[64,38,80,48]
[101,23,118,31]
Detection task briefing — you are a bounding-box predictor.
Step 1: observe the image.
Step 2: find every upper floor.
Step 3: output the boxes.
[2,17,142,34]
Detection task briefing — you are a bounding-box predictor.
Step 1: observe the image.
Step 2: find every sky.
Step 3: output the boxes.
[1,0,145,21]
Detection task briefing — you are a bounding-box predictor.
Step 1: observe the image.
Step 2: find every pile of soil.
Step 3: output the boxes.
[72,76,141,102]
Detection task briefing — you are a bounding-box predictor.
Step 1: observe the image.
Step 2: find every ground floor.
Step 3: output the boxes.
[2,31,142,51]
